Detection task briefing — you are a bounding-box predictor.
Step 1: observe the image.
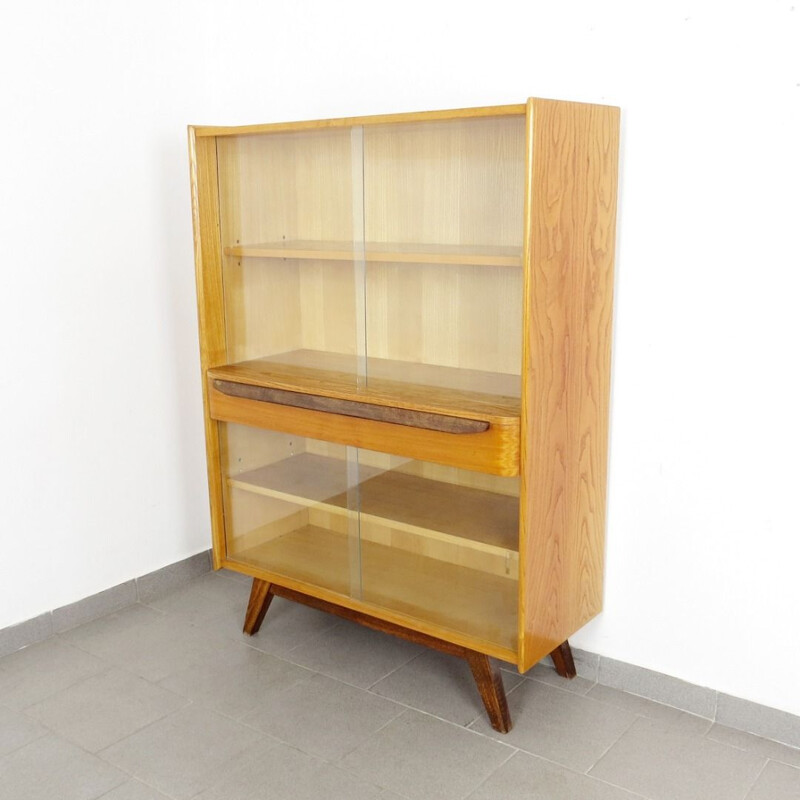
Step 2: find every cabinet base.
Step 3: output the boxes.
[242,577,574,733]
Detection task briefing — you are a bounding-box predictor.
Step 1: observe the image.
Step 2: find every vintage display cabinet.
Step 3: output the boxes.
[189,98,619,731]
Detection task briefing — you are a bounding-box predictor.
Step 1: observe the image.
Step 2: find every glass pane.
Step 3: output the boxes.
[362,116,525,401]
[219,424,362,599]
[353,447,519,652]
[212,114,524,651]
[215,127,367,386]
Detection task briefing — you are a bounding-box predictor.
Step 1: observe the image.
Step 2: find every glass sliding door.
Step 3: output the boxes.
[214,125,368,598]
[211,114,525,652]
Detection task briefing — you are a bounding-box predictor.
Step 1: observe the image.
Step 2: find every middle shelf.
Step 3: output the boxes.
[209,349,522,476]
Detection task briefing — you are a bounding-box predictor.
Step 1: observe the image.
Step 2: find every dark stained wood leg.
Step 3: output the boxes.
[466,652,512,733]
[243,578,273,635]
[252,584,514,732]
[549,640,577,679]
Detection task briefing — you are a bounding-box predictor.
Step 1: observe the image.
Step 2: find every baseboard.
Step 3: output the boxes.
[0,550,211,659]
[568,647,800,750]
[1,555,798,751]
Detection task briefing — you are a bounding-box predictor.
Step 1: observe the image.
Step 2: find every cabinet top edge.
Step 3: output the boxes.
[189,103,528,138]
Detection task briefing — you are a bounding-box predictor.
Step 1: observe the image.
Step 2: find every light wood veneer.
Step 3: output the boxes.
[189,99,619,729]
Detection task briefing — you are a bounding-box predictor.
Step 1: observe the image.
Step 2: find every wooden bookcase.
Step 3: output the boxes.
[189,99,620,732]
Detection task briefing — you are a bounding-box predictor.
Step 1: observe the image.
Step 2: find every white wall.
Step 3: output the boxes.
[1,0,798,716]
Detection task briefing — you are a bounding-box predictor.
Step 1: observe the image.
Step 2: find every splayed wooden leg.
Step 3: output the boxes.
[239,582,514,732]
[550,640,577,678]
[466,652,512,733]
[243,578,273,635]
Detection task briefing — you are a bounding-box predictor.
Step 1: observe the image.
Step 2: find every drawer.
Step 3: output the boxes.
[208,376,520,477]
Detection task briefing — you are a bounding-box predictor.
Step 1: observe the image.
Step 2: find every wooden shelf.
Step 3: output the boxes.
[224,240,522,268]
[231,524,518,653]
[229,453,519,574]
[209,350,521,476]
[209,349,521,421]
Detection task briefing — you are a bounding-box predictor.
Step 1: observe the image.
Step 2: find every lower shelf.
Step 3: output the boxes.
[229,452,519,577]
[230,524,518,654]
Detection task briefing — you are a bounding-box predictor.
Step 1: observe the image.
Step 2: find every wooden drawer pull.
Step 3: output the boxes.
[212,380,490,434]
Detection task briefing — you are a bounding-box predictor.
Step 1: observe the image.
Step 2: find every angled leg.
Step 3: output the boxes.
[244,583,515,733]
[466,652,512,733]
[243,578,273,635]
[549,640,577,679]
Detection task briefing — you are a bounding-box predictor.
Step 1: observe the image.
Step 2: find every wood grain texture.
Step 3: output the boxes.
[243,578,273,634]
[188,128,227,568]
[549,640,577,679]
[309,510,517,579]
[212,380,490,433]
[192,104,527,138]
[228,502,309,553]
[363,116,525,376]
[231,524,518,657]
[215,129,352,364]
[224,556,517,663]
[213,115,525,377]
[267,583,475,656]
[224,240,522,267]
[209,382,520,477]
[227,452,519,577]
[258,583,514,731]
[192,101,618,677]
[517,98,619,671]
[466,652,512,733]
[209,350,520,419]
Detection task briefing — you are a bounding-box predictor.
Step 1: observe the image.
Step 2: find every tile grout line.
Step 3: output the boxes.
[596,653,718,719]
[741,757,770,799]
[582,710,641,776]
[463,733,654,800]
[590,672,716,724]
[504,664,601,696]
[5,562,800,751]
[365,649,426,691]
[526,673,599,697]
[280,618,347,655]
[94,699,204,765]
[458,746,519,800]
[359,681,496,737]
[333,704,410,763]
[0,714,50,764]
[6,575,794,800]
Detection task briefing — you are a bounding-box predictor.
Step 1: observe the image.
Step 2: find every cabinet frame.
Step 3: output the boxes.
[189,98,619,724]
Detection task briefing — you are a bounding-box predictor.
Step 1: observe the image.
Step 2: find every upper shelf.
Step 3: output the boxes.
[224,240,522,268]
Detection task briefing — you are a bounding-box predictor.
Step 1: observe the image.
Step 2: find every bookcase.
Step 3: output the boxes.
[189,99,619,732]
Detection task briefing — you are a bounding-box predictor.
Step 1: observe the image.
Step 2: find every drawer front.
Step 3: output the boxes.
[208,378,520,477]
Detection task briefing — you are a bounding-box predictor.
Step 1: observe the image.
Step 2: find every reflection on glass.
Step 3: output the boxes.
[221,425,519,651]
[213,115,525,405]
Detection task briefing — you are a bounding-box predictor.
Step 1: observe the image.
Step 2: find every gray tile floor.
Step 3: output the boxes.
[1,571,799,800]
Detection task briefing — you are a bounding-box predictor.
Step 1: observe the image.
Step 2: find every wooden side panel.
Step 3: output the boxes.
[189,129,227,568]
[518,99,619,671]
